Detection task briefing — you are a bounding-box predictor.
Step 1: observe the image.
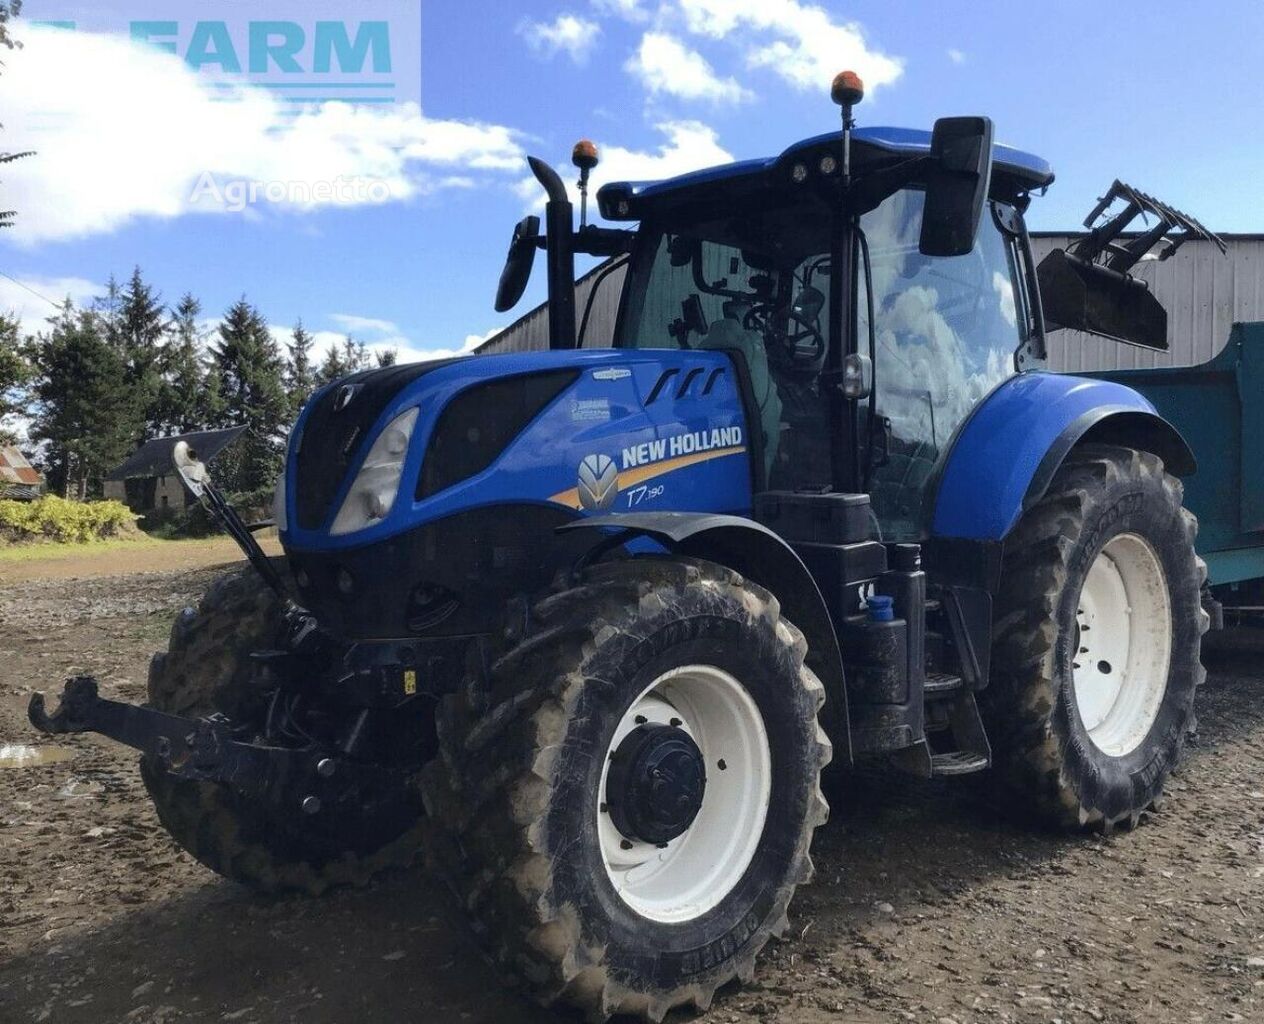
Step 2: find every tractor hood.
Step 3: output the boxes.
[279,348,755,639]
[280,348,755,554]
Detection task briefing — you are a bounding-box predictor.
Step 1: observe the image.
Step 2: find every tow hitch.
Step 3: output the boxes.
[28,675,386,816]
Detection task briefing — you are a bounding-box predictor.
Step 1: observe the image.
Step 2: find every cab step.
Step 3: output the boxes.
[924,671,963,697]
[930,751,990,776]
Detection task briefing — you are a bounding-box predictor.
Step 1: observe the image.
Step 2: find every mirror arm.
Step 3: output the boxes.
[846,156,932,215]
[575,225,636,257]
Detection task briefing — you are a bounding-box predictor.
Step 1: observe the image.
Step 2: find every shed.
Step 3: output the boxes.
[0,446,44,500]
[104,427,246,515]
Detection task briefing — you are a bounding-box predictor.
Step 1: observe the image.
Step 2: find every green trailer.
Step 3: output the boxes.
[1095,321,1264,598]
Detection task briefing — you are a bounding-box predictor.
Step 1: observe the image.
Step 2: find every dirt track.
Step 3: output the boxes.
[2,549,1263,1024]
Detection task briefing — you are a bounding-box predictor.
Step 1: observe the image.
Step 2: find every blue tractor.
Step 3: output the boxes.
[32,73,1217,1020]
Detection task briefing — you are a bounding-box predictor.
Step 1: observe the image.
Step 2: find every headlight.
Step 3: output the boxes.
[329,407,419,536]
[272,470,288,532]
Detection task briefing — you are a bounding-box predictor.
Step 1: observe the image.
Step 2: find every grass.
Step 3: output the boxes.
[0,533,281,585]
[0,530,165,563]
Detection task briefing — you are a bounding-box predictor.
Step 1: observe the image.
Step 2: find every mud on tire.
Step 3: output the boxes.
[142,564,426,894]
[984,444,1208,830]
[420,557,831,1021]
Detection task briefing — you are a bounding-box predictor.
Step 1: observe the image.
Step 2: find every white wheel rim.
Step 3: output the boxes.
[598,664,771,924]
[1071,533,1172,757]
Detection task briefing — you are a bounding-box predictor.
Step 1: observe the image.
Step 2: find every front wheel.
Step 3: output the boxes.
[143,566,428,893]
[984,444,1207,829]
[421,558,831,1021]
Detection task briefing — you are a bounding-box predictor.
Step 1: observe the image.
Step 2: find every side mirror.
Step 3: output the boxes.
[494,215,541,313]
[668,235,699,267]
[792,285,825,322]
[919,116,994,257]
[669,294,709,346]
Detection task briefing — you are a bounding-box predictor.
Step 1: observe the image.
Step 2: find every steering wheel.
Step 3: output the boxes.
[743,303,827,375]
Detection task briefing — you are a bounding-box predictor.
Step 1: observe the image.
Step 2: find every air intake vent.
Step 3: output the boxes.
[417,369,579,499]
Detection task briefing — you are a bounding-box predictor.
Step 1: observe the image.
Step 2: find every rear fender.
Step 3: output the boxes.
[932,372,1195,541]
[561,512,851,764]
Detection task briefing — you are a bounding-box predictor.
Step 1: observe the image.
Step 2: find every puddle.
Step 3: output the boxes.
[0,743,75,768]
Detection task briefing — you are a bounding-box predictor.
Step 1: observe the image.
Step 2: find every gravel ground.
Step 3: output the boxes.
[1,553,1262,1024]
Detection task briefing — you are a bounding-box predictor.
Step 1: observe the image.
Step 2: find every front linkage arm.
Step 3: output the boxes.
[171,439,291,605]
[28,675,385,816]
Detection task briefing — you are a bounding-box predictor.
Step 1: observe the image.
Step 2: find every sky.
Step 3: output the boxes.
[1,0,1262,365]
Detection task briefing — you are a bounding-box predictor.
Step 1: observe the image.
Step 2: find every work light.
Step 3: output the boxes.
[329,407,420,536]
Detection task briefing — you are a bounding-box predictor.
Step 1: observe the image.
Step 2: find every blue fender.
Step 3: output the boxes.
[931,372,1195,541]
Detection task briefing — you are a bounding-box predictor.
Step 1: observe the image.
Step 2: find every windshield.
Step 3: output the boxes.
[619,187,1031,539]
[859,189,1028,539]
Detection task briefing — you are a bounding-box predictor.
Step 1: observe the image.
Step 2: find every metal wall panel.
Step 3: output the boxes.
[482,238,1264,375]
[1031,235,1264,372]
[478,261,628,355]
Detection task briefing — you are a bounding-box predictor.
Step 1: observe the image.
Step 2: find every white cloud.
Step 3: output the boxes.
[674,0,903,94]
[397,327,504,363]
[626,32,752,105]
[519,14,602,64]
[329,313,400,336]
[271,317,500,367]
[948,48,966,65]
[592,0,651,22]
[0,275,101,338]
[0,25,526,243]
[516,120,734,210]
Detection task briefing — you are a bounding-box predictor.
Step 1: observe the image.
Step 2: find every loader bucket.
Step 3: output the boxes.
[1037,247,1168,351]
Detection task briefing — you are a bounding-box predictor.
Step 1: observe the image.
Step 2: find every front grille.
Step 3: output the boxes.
[294,359,460,530]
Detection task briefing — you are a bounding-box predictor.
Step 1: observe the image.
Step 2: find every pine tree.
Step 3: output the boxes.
[0,2,22,50]
[286,319,316,414]
[156,292,209,434]
[95,274,123,349]
[349,336,369,371]
[0,311,29,443]
[28,302,141,498]
[210,298,289,493]
[116,266,168,438]
[0,2,32,230]
[375,348,398,367]
[315,343,348,387]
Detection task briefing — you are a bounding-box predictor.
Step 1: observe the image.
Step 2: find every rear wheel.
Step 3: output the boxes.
[142,566,427,894]
[984,444,1207,829]
[421,558,830,1021]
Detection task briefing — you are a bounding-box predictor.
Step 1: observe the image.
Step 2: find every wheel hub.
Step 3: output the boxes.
[1071,532,1172,757]
[606,723,706,845]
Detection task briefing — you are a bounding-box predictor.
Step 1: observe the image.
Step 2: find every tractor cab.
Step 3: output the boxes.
[603,126,1053,541]
[496,74,1058,545]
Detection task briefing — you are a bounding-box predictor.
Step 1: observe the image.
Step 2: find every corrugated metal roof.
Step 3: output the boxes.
[0,446,42,486]
[106,427,246,482]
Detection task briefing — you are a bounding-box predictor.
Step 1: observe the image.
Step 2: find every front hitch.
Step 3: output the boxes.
[28,675,387,816]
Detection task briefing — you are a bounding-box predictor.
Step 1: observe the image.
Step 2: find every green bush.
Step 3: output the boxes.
[0,495,140,544]
[150,488,274,538]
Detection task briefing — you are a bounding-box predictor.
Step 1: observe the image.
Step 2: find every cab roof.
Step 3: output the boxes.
[597,125,1054,221]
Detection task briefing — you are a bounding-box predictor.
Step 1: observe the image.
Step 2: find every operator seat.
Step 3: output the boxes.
[697,303,782,477]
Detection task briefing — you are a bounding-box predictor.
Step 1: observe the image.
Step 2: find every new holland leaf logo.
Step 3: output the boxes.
[577,454,619,511]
